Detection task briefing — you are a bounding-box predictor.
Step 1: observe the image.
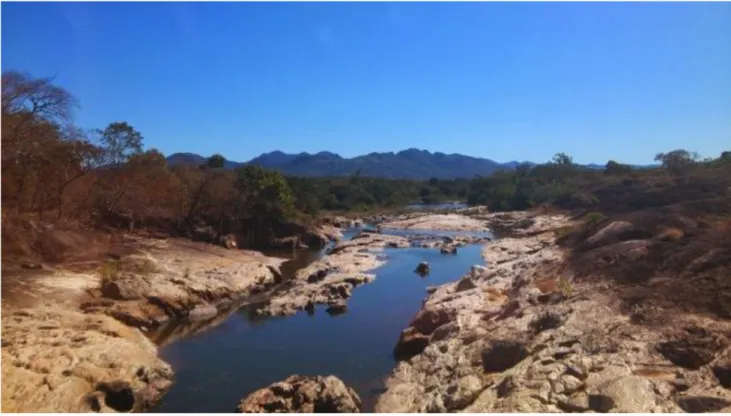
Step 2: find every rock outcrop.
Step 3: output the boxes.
[252,232,409,317]
[1,237,286,412]
[415,261,430,276]
[1,306,172,412]
[81,243,283,329]
[236,375,361,413]
[440,244,457,254]
[376,211,731,413]
[380,213,490,232]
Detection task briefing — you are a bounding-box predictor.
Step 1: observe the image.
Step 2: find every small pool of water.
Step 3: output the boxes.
[381,228,493,240]
[260,226,365,280]
[152,235,485,413]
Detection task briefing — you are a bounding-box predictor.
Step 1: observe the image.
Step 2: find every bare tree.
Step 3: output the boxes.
[1,71,78,169]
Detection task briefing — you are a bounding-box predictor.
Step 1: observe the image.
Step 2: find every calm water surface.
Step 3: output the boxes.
[152,230,485,413]
[406,202,468,211]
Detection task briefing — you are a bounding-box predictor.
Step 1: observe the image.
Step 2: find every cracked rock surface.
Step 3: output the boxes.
[236,375,362,413]
[375,211,731,413]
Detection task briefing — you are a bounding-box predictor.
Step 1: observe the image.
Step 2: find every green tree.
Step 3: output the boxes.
[207,154,225,169]
[604,160,633,175]
[552,152,574,166]
[654,149,698,175]
[96,122,143,167]
[235,165,295,220]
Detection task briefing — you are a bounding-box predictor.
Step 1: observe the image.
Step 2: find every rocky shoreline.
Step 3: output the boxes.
[0,221,409,412]
[8,208,728,413]
[251,232,410,317]
[375,211,731,413]
[1,236,289,412]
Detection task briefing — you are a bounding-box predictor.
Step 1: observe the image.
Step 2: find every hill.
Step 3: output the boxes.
[166,149,529,179]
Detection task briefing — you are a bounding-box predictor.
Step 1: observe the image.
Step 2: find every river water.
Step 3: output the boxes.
[151,227,487,412]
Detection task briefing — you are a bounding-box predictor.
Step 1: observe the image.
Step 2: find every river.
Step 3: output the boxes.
[151,227,487,412]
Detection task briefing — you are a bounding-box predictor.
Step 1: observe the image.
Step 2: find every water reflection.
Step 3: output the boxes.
[152,243,485,413]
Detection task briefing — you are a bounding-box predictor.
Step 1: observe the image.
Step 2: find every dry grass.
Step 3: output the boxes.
[554,225,581,240]
[533,276,573,297]
[134,258,158,275]
[585,212,608,227]
[99,260,121,285]
[558,277,574,297]
[633,368,676,380]
[534,277,558,294]
[711,219,731,232]
[657,227,685,242]
[484,287,507,302]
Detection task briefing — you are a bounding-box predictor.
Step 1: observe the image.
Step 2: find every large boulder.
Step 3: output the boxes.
[394,327,430,360]
[415,262,430,276]
[455,277,477,292]
[471,265,488,277]
[236,375,361,413]
[410,307,453,335]
[481,339,529,373]
[440,244,457,255]
[220,234,238,249]
[588,376,658,412]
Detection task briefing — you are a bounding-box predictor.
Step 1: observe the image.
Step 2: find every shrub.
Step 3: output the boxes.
[585,212,608,227]
[530,311,564,334]
[558,278,574,297]
[554,225,577,239]
[99,260,121,285]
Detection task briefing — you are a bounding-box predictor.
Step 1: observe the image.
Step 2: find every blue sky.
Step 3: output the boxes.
[2,2,730,165]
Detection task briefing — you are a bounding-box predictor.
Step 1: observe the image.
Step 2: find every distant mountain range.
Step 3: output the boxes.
[165,149,652,179]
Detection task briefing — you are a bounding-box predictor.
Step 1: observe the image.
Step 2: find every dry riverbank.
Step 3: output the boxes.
[1,225,411,412]
[1,236,286,412]
[375,210,731,413]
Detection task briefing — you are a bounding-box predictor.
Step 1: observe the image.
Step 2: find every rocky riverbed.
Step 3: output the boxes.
[375,211,731,413]
[1,236,287,412]
[380,213,491,232]
[9,208,728,414]
[0,223,410,413]
[251,232,410,317]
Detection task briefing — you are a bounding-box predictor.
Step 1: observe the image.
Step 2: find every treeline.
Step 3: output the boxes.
[2,71,300,246]
[3,70,730,243]
[465,151,731,213]
[288,150,731,215]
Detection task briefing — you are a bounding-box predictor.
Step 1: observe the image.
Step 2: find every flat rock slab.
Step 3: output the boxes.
[1,306,172,413]
[236,375,361,413]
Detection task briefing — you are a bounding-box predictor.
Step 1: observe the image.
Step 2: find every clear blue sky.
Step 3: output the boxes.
[3,2,730,165]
